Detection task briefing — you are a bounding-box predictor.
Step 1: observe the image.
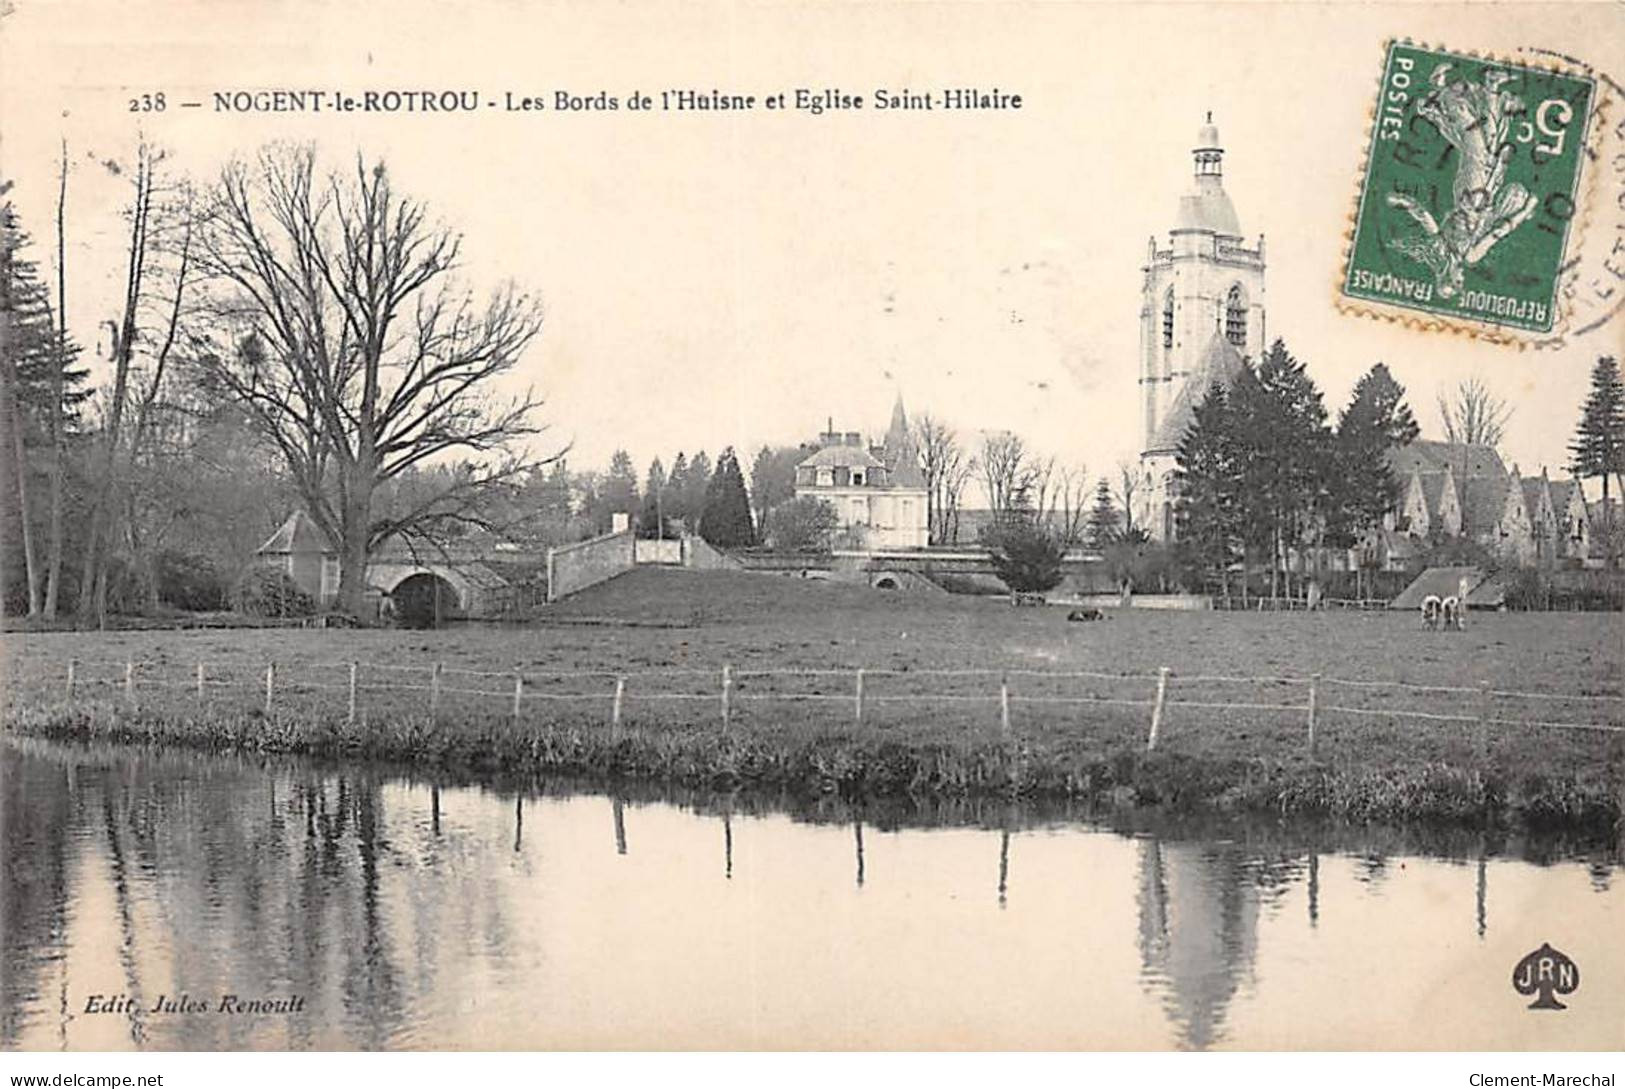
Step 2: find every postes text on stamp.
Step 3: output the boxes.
[1342,41,1595,337]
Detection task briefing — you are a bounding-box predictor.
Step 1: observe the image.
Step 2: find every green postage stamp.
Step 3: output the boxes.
[1341,41,1596,337]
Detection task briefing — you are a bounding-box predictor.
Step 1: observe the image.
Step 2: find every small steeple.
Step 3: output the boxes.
[1194,112,1223,178]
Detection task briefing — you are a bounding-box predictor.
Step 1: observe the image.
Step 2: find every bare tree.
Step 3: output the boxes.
[978,431,1039,518]
[1437,376,1512,449]
[77,143,159,627]
[916,413,975,545]
[43,139,69,617]
[1114,459,1142,540]
[195,145,547,616]
[1048,462,1091,546]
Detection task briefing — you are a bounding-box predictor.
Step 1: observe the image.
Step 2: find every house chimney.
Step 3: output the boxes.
[845,431,861,447]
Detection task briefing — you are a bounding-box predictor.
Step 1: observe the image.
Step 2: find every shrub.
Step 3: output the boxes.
[235,564,315,617]
[984,518,1064,594]
[767,496,839,553]
[156,550,230,611]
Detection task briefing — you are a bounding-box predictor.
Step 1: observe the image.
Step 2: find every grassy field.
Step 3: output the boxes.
[3,568,1622,832]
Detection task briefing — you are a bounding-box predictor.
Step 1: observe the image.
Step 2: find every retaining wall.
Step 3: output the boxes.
[547,531,635,601]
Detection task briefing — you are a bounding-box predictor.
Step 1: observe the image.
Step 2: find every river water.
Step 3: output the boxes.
[2,737,1620,1051]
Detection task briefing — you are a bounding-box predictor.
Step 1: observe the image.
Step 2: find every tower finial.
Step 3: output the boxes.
[1206,109,1212,123]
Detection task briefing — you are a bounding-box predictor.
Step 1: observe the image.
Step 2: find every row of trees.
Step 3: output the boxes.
[1173,343,1419,601]
[3,143,555,623]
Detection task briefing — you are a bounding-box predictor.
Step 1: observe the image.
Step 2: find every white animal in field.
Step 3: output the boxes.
[1421,594,1442,630]
[1440,595,1465,631]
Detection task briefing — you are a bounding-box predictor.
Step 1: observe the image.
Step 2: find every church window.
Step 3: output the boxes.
[1224,285,1247,347]
[1161,288,1174,350]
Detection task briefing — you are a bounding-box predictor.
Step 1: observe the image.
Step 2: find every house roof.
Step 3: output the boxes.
[1388,440,1507,482]
[1549,479,1585,515]
[257,510,329,556]
[1460,473,1512,535]
[1147,331,1247,453]
[1389,566,1485,610]
[1520,478,1552,520]
[799,444,884,470]
[1418,471,1452,520]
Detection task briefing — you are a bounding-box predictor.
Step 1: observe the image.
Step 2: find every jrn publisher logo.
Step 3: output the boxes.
[1512,942,1579,1009]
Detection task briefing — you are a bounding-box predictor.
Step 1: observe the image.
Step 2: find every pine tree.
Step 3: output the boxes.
[1085,476,1120,548]
[1174,383,1241,598]
[604,449,639,528]
[1331,362,1420,547]
[1,186,82,616]
[1570,355,1625,567]
[638,457,668,538]
[666,452,689,526]
[683,450,711,534]
[1234,339,1333,598]
[699,447,755,547]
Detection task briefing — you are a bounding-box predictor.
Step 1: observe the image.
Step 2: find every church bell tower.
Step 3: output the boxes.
[1136,115,1267,540]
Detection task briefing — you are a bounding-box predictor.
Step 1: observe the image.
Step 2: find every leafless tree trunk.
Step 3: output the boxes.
[77,144,156,628]
[1115,459,1141,539]
[915,413,967,546]
[123,186,194,613]
[978,431,1039,519]
[1438,376,1512,449]
[196,146,546,618]
[44,139,69,618]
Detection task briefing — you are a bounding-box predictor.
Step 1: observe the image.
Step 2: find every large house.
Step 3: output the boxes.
[1366,440,1592,570]
[793,396,929,550]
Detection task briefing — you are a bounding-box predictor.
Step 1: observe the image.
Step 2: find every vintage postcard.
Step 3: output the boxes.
[1,0,1622,1066]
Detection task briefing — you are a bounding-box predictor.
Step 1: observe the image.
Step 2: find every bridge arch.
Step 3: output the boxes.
[370,563,472,627]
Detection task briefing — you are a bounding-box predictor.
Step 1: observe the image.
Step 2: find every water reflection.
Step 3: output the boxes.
[2,737,1620,1051]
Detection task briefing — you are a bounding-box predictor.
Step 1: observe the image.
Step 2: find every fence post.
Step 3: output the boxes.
[65,658,76,703]
[348,662,359,725]
[1307,673,1321,757]
[612,674,626,732]
[124,660,135,706]
[430,662,443,718]
[196,661,205,703]
[854,668,865,725]
[512,670,524,724]
[1477,681,1491,763]
[264,662,275,717]
[721,664,732,730]
[999,673,1011,734]
[1147,666,1171,751]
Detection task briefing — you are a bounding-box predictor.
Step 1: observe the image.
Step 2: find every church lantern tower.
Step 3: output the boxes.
[1136,115,1266,540]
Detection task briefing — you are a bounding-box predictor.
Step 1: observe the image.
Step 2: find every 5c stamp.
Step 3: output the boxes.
[1341,41,1596,338]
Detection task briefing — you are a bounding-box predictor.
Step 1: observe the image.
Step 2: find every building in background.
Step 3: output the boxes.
[793,395,929,550]
[1137,115,1267,540]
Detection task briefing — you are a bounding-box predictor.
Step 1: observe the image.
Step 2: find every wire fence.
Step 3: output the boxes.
[4,652,1622,759]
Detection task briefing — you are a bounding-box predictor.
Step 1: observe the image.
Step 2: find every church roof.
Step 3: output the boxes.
[1147,332,1246,453]
[1174,184,1241,236]
[257,509,329,556]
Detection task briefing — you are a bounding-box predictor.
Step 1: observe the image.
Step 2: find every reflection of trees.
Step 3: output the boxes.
[1135,839,1261,1051]
[1,749,73,1048]
[2,743,537,1049]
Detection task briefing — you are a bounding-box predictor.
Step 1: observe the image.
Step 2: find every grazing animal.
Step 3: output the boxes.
[1421,594,1442,630]
[1441,595,1466,631]
[1067,607,1110,622]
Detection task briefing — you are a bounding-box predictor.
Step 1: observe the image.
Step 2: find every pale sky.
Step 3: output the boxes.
[2,0,1621,497]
